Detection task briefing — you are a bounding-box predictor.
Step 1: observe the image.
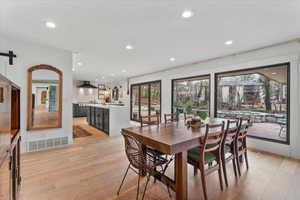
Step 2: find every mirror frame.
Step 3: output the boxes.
[27,65,63,131]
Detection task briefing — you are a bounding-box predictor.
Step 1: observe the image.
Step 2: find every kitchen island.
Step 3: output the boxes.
[73,103,130,136]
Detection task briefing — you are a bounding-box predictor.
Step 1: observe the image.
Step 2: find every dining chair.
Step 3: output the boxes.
[140,114,164,156]
[140,114,160,127]
[221,119,239,187]
[184,112,194,122]
[277,118,286,137]
[139,114,164,156]
[118,132,169,200]
[188,122,225,200]
[235,119,251,176]
[139,114,173,186]
[164,113,179,124]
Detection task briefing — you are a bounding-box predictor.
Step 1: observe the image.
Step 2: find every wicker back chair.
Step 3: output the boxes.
[118,132,169,200]
[123,132,144,170]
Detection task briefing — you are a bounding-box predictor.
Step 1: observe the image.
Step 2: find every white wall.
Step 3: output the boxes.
[73,79,130,105]
[0,34,73,152]
[129,41,300,159]
[106,80,130,105]
[73,80,98,103]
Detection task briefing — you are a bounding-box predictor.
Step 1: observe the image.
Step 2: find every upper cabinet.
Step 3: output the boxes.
[27,65,63,131]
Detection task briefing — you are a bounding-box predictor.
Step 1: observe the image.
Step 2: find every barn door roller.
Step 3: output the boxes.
[0,50,17,65]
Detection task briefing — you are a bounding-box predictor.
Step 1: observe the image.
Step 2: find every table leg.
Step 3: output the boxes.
[175,151,187,200]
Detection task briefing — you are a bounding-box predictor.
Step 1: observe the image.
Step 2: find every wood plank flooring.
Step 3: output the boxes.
[73,118,108,144]
[19,136,300,200]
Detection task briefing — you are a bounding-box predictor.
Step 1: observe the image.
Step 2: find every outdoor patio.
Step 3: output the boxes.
[248,122,286,142]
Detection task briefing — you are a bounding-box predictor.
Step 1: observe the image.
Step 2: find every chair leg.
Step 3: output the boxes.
[142,175,150,200]
[193,166,198,176]
[166,183,172,198]
[239,155,244,163]
[221,154,228,187]
[200,167,208,200]
[217,157,224,191]
[136,172,141,200]
[236,155,241,176]
[117,164,130,195]
[154,156,158,183]
[162,156,173,175]
[232,157,237,177]
[244,151,249,170]
[153,167,157,183]
[278,126,283,137]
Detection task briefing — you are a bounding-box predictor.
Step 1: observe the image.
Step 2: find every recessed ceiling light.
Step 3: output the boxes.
[77,62,83,66]
[170,57,175,62]
[72,68,75,72]
[45,21,56,29]
[122,69,127,73]
[181,10,194,19]
[125,45,133,50]
[102,76,105,79]
[225,40,233,45]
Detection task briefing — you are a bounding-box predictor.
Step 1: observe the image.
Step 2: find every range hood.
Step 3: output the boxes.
[77,81,97,89]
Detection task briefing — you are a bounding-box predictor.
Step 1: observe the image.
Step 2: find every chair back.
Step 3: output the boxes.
[184,113,194,121]
[122,132,144,170]
[224,113,237,119]
[201,122,225,154]
[237,119,250,139]
[164,113,179,124]
[223,120,239,145]
[140,114,160,127]
[236,119,251,151]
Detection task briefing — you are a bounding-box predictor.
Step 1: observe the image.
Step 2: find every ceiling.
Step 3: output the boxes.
[1,0,300,83]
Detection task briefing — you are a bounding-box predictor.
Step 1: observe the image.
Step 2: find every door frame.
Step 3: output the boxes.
[130,80,161,122]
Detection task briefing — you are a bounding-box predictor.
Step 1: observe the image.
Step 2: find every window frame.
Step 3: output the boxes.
[171,74,211,115]
[214,62,290,145]
[130,80,161,122]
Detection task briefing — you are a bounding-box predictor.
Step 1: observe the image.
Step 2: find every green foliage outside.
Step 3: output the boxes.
[198,111,208,121]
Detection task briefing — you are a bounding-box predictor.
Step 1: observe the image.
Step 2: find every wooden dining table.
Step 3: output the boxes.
[121,118,227,200]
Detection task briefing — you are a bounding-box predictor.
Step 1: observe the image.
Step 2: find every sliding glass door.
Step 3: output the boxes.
[215,63,290,144]
[130,81,161,121]
[131,85,140,120]
[150,82,161,115]
[172,75,210,117]
[140,84,149,118]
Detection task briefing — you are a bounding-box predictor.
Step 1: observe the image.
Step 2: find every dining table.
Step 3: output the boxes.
[121,118,227,200]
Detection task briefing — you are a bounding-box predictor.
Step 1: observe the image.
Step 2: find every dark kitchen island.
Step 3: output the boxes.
[73,103,130,136]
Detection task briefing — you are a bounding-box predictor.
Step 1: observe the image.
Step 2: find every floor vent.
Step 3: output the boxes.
[28,137,69,152]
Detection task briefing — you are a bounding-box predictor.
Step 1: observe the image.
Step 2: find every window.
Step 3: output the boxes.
[215,63,290,144]
[130,81,161,121]
[172,75,210,116]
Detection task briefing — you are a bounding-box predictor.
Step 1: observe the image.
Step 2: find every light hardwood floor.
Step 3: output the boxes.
[19,136,300,200]
[73,118,108,144]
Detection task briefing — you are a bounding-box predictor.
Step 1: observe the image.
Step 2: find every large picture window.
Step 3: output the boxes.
[130,80,161,121]
[172,75,210,116]
[215,63,290,144]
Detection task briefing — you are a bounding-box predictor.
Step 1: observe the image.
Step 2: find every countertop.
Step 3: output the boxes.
[73,103,127,110]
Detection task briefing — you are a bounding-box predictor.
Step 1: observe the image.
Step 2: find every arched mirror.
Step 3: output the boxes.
[27,65,62,131]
